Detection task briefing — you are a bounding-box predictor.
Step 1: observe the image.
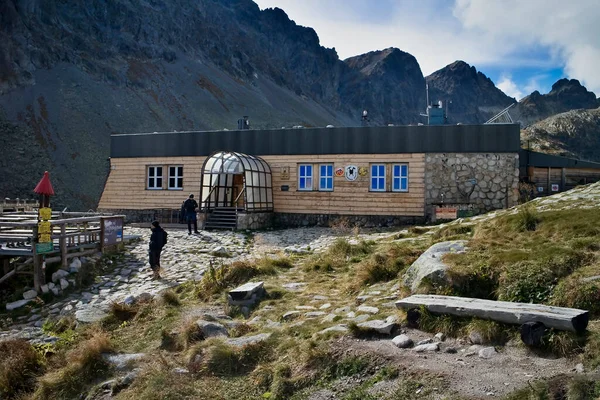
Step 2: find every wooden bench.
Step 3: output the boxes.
[396,295,589,334]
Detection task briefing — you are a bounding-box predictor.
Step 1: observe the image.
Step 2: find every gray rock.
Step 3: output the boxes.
[478,347,497,359]
[385,315,398,324]
[23,290,38,300]
[321,314,337,323]
[40,285,50,294]
[413,343,440,352]
[52,269,69,283]
[51,287,60,296]
[60,279,69,290]
[282,311,301,321]
[392,334,413,348]
[225,333,271,347]
[319,303,332,310]
[353,314,370,323]
[295,305,316,310]
[305,311,327,319]
[575,363,585,373]
[416,338,433,346]
[103,353,145,371]
[402,240,467,292]
[282,282,306,291]
[318,325,349,335]
[335,306,351,314]
[210,246,231,257]
[356,295,372,304]
[435,332,446,341]
[357,320,395,335]
[6,299,31,311]
[196,320,229,338]
[123,295,136,306]
[357,305,379,314]
[469,331,484,344]
[75,307,109,323]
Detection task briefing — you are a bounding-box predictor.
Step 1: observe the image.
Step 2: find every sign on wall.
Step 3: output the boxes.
[358,167,368,177]
[280,166,290,180]
[102,217,123,246]
[335,168,344,177]
[435,206,458,220]
[537,187,544,193]
[551,184,559,192]
[345,165,358,181]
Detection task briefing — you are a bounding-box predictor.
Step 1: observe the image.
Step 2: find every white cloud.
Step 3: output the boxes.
[496,75,524,100]
[254,0,600,94]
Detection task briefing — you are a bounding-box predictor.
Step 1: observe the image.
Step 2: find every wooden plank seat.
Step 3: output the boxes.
[396,294,589,333]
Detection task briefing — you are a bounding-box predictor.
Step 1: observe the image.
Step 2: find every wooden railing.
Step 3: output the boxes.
[0,214,125,291]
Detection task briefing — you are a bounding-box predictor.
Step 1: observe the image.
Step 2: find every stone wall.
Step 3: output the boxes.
[424,153,519,217]
[237,212,274,230]
[273,213,425,229]
[97,208,186,224]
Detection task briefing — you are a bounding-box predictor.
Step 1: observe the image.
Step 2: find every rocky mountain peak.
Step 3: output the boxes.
[344,47,421,79]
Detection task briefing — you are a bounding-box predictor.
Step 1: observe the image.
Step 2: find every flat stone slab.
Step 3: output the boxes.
[318,325,349,335]
[357,305,379,314]
[357,320,395,335]
[225,333,271,348]
[75,307,110,323]
[228,281,264,301]
[6,299,32,311]
[305,311,327,319]
[414,343,440,352]
[282,311,301,321]
[479,347,497,359]
[396,294,589,333]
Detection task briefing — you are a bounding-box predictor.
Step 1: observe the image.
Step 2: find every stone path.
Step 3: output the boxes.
[0,226,395,344]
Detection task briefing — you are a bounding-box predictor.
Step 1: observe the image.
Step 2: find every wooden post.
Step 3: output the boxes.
[60,223,67,270]
[547,167,551,196]
[561,168,566,191]
[2,258,9,275]
[100,217,105,253]
[32,225,44,292]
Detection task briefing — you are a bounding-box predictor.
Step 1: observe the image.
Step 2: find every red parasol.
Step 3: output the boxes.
[34,171,55,196]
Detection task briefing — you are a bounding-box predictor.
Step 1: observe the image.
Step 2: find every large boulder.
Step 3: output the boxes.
[402,240,467,292]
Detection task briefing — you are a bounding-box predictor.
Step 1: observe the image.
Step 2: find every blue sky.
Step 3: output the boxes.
[254,0,600,100]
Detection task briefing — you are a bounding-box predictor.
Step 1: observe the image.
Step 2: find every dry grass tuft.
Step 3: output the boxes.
[160,289,181,307]
[0,339,45,399]
[33,332,113,399]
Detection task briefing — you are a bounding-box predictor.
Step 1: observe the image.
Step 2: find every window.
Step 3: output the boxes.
[298,164,313,191]
[319,164,333,191]
[168,166,184,190]
[370,164,386,191]
[147,166,163,190]
[392,164,409,192]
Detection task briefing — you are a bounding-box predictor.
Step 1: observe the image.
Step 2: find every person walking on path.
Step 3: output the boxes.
[149,220,168,279]
[183,193,200,235]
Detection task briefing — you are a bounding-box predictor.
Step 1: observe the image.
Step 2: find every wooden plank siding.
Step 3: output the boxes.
[530,167,600,194]
[99,157,206,209]
[262,154,425,216]
[99,154,426,216]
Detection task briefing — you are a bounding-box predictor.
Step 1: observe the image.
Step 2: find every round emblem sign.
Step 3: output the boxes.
[335,167,344,177]
[345,165,358,181]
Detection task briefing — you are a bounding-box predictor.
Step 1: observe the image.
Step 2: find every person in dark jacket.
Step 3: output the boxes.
[183,193,199,235]
[149,220,167,279]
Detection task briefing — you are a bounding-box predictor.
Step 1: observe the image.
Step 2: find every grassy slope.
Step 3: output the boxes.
[3,183,600,399]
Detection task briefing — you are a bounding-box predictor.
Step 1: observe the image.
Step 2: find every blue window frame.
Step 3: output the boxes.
[298,164,313,191]
[392,164,409,192]
[319,164,333,191]
[370,164,386,191]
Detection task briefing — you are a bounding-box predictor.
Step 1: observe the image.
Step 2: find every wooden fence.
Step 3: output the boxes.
[0,213,125,291]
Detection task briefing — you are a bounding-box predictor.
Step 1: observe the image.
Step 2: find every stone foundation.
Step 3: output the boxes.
[97,209,185,224]
[424,152,520,218]
[237,212,274,230]
[273,213,426,229]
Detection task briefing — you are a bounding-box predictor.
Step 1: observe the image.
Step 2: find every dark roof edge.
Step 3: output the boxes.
[519,149,600,169]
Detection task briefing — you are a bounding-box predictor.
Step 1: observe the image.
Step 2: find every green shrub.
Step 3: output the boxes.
[516,205,540,232]
[160,289,181,307]
[551,277,600,315]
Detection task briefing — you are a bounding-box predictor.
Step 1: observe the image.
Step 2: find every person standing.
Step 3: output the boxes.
[149,220,167,279]
[183,193,199,235]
